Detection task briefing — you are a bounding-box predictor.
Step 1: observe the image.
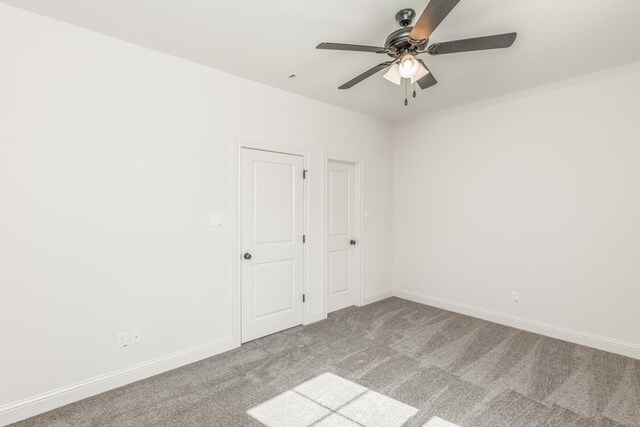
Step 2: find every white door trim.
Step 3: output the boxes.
[232,140,311,347]
[322,154,364,316]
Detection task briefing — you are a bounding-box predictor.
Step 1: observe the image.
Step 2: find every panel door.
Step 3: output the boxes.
[241,148,304,342]
[327,161,357,313]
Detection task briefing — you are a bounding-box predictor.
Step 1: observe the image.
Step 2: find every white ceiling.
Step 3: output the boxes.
[3,0,640,121]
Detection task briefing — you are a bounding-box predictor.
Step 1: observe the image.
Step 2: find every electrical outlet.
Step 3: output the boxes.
[117,332,128,349]
[511,291,519,303]
[131,329,141,345]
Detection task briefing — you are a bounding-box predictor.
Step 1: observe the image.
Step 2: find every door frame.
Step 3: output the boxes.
[232,141,311,347]
[322,154,364,315]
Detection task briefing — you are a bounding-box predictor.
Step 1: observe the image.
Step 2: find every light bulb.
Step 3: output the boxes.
[398,54,420,79]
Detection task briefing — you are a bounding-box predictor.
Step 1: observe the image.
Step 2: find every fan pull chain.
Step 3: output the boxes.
[413,80,417,98]
[404,79,408,106]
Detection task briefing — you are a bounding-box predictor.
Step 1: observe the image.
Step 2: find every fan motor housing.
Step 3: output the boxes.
[385,27,427,57]
[385,8,429,57]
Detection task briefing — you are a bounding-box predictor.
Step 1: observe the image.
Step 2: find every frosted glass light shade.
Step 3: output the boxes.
[383,62,430,85]
[383,63,402,85]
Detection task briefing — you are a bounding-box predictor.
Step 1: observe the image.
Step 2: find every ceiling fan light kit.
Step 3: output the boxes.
[383,62,429,86]
[316,0,518,106]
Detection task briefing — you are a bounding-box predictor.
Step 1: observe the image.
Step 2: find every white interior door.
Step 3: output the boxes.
[241,148,304,343]
[327,161,357,313]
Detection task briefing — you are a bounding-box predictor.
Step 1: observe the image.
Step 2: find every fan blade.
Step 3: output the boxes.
[339,61,394,89]
[317,42,386,53]
[409,0,462,44]
[427,32,517,55]
[416,60,438,89]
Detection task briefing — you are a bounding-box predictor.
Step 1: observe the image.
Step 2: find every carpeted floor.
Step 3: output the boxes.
[12,297,640,426]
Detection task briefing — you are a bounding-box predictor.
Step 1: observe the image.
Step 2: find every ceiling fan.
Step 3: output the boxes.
[316,0,517,104]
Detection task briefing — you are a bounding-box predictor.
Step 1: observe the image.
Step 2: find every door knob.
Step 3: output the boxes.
[350,240,356,245]
[243,253,252,260]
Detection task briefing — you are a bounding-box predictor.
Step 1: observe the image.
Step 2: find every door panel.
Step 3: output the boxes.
[327,161,357,313]
[329,250,349,295]
[254,161,294,244]
[252,260,294,318]
[329,170,350,237]
[241,148,304,342]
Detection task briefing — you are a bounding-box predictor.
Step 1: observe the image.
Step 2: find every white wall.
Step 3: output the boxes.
[0,4,393,423]
[393,62,640,358]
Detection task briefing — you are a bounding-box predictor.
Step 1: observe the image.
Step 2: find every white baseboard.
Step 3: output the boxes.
[0,337,236,426]
[393,288,640,360]
[362,289,394,306]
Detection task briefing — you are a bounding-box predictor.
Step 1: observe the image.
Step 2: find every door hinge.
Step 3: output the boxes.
[303,169,308,180]
[303,234,306,243]
[302,294,306,303]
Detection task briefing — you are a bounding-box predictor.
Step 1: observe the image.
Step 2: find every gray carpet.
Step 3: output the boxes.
[12,297,640,426]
